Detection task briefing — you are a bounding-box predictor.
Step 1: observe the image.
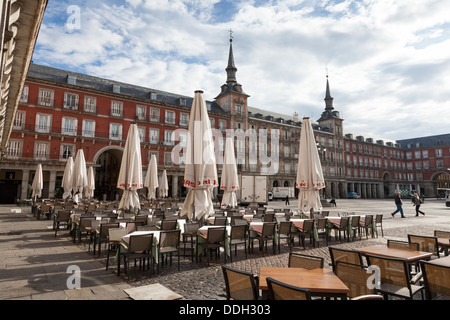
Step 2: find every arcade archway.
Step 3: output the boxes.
[94,146,123,201]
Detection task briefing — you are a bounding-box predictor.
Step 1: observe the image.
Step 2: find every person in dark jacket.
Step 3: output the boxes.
[285,195,290,205]
[413,194,425,216]
[391,192,405,218]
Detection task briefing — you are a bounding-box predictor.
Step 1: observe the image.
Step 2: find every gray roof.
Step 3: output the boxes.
[27,63,228,115]
[397,133,450,149]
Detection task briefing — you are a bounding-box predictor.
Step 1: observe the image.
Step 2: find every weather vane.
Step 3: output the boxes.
[228,28,233,42]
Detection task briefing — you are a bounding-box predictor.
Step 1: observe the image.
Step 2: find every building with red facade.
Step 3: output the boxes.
[1,40,449,204]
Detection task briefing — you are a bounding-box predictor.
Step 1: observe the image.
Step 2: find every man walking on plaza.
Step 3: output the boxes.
[391,192,405,218]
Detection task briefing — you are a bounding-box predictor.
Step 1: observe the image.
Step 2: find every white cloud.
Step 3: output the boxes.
[33,0,450,140]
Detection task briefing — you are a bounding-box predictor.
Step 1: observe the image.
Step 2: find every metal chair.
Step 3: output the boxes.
[266,277,312,300]
[288,252,324,269]
[157,229,182,272]
[277,221,293,253]
[420,260,450,300]
[222,265,259,300]
[117,233,154,278]
[53,210,71,237]
[229,224,248,261]
[329,246,364,272]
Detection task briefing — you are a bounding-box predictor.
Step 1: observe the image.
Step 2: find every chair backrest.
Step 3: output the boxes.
[329,247,364,271]
[375,214,383,224]
[99,223,120,240]
[316,218,328,230]
[129,233,153,253]
[41,204,51,212]
[222,265,259,300]
[266,277,311,300]
[56,210,71,221]
[160,219,178,230]
[387,239,420,251]
[339,216,350,228]
[108,228,127,242]
[278,221,292,235]
[214,216,228,226]
[136,225,157,231]
[159,229,181,249]
[263,213,275,222]
[230,224,247,240]
[207,227,226,244]
[407,234,440,257]
[80,216,95,230]
[321,211,330,217]
[365,254,410,288]
[351,215,360,227]
[434,230,450,239]
[364,215,373,225]
[288,252,324,269]
[335,261,377,298]
[183,222,200,234]
[420,260,450,300]
[302,219,314,233]
[262,222,276,237]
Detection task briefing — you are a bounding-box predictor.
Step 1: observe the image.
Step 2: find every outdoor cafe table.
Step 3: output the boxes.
[326,217,353,238]
[354,245,433,264]
[430,255,450,267]
[259,267,349,299]
[289,219,319,243]
[438,238,450,256]
[195,225,231,261]
[117,230,161,264]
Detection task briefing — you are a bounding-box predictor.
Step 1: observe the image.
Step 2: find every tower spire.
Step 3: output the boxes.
[226,29,237,85]
[324,74,334,111]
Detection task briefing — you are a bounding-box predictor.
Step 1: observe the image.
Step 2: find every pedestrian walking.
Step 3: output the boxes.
[285,195,290,205]
[391,192,405,218]
[413,194,425,216]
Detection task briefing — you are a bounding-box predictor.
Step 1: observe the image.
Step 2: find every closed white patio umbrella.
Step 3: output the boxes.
[220,136,239,208]
[296,117,325,213]
[118,123,143,211]
[85,166,95,199]
[31,163,43,201]
[181,90,218,220]
[144,154,158,200]
[160,169,169,198]
[73,149,88,198]
[61,156,74,199]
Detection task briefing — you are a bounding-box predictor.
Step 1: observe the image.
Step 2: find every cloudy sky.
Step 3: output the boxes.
[32,0,450,141]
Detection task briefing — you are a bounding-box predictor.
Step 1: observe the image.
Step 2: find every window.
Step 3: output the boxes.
[136,105,146,120]
[164,152,172,166]
[149,128,159,144]
[164,130,174,145]
[150,92,157,100]
[210,118,215,129]
[436,160,444,168]
[64,92,79,110]
[165,110,175,124]
[111,101,123,117]
[180,113,189,126]
[13,110,25,130]
[20,86,29,103]
[150,107,160,122]
[422,150,429,159]
[423,161,429,169]
[61,144,75,160]
[179,98,186,106]
[35,114,51,133]
[84,96,96,113]
[109,123,122,140]
[149,151,158,164]
[38,88,54,106]
[236,104,242,115]
[436,149,443,157]
[34,142,49,160]
[82,119,95,137]
[414,151,421,159]
[6,140,22,159]
[61,117,78,136]
[219,120,227,131]
[138,126,146,143]
[415,162,422,170]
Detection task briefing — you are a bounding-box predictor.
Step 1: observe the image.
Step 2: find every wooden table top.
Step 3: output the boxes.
[438,238,450,247]
[259,267,349,294]
[355,245,433,262]
[428,256,450,267]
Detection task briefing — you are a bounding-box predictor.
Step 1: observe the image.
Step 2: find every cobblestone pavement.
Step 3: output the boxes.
[1,198,449,300]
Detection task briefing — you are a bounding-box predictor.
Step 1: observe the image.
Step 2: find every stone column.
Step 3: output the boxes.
[21,169,30,199]
[172,174,178,198]
[49,170,57,198]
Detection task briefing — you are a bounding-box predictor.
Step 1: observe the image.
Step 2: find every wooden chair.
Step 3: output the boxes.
[53,210,71,237]
[277,221,293,253]
[387,239,419,251]
[297,219,316,249]
[350,215,361,241]
[160,219,177,230]
[365,254,424,300]
[329,246,364,272]
[266,277,312,300]
[375,214,384,237]
[157,229,181,272]
[117,233,154,278]
[198,226,227,265]
[94,222,120,255]
[407,234,440,259]
[214,216,227,226]
[360,215,374,239]
[335,216,350,242]
[222,265,259,300]
[315,218,330,247]
[229,224,248,261]
[420,260,450,300]
[288,252,324,269]
[434,230,450,255]
[335,261,384,300]
[249,222,276,256]
[182,222,200,261]
[106,228,127,270]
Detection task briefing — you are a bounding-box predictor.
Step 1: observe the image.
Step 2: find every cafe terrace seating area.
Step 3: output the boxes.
[30,198,450,300]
